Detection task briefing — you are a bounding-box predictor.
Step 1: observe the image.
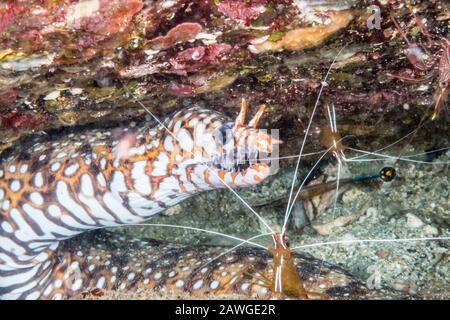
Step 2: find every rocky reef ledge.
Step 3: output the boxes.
[1,0,448,154]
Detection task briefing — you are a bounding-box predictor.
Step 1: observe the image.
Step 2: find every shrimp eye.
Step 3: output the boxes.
[216,123,233,145]
[285,241,290,248]
[379,166,396,182]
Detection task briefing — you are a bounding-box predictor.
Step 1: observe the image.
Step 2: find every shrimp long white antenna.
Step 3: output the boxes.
[347,102,442,164]
[282,45,347,236]
[254,146,449,164]
[282,136,349,233]
[345,147,450,164]
[402,147,450,158]
[324,103,345,219]
[124,223,269,250]
[291,236,450,250]
[348,127,422,162]
[120,82,275,234]
[248,150,326,162]
[197,232,273,271]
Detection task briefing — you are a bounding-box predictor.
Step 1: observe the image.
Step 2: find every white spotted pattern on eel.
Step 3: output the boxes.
[62,232,409,300]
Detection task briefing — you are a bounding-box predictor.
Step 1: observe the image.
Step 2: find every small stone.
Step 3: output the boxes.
[292,201,309,229]
[376,249,389,258]
[164,204,182,216]
[43,90,61,100]
[423,225,439,236]
[392,281,408,291]
[70,88,83,95]
[385,202,402,218]
[393,280,417,295]
[312,215,357,235]
[405,213,424,228]
[311,195,321,208]
[417,84,429,91]
[366,207,378,217]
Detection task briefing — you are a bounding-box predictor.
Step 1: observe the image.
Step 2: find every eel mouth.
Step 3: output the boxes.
[207,98,283,175]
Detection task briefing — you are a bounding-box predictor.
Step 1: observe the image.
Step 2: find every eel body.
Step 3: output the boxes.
[64,231,409,300]
[0,102,278,299]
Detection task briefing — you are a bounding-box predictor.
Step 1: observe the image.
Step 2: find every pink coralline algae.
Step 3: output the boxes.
[0,1,24,34]
[148,22,203,50]
[0,90,17,106]
[0,0,144,64]
[167,84,195,97]
[1,112,44,131]
[169,43,232,73]
[216,0,266,25]
[119,63,164,78]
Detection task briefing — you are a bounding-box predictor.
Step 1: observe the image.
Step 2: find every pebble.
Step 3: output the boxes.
[423,225,439,236]
[366,207,378,217]
[292,201,309,229]
[43,90,60,100]
[165,204,183,216]
[405,213,424,228]
[312,215,358,235]
[376,249,389,258]
[70,88,83,95]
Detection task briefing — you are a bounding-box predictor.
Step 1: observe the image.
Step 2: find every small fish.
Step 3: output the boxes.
[256,166,397,208]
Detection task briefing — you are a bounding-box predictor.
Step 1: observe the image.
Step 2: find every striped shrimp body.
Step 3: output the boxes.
[0,100,280,299]
[268,233,323,299]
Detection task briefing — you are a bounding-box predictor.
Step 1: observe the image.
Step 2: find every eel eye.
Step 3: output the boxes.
[439,81,447,89]
[379,166,396,182]
[216,123,233,146]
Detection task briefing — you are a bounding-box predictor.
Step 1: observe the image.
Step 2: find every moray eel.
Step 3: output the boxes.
[0,100,408,300]
[0,100,281,299]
